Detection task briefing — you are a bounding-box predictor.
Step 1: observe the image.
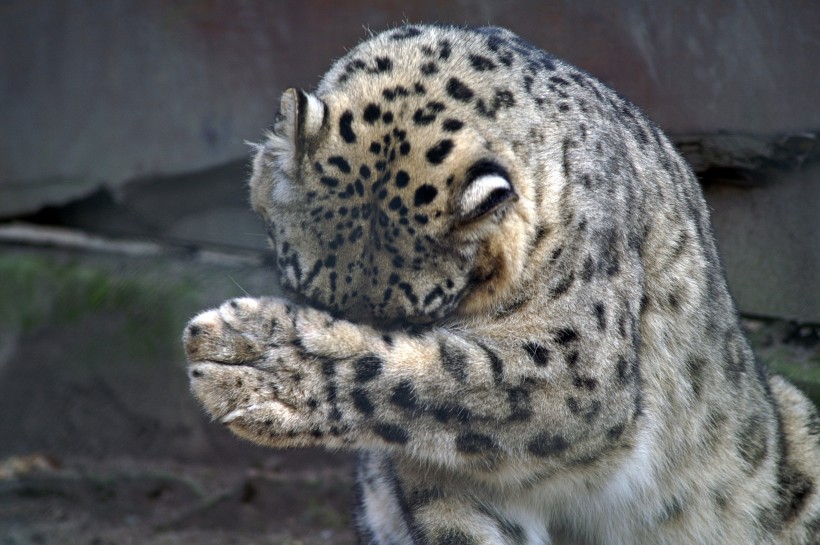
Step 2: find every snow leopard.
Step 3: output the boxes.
[184,24,820,544]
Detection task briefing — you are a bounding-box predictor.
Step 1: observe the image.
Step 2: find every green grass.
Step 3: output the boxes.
[744,319,820,406]
[0,254,199,360]
[766,356,820,406]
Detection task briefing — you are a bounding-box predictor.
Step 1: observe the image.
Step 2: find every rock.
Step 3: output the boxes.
[674,131,820,186]
[705,162,820,323]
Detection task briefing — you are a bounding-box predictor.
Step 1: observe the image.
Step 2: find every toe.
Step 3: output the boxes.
[183,307,265,365]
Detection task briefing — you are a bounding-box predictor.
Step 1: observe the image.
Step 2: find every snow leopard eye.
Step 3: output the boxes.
[458,160,517,223]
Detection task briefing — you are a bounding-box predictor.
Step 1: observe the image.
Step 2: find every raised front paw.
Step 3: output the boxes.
[183,297,325,446]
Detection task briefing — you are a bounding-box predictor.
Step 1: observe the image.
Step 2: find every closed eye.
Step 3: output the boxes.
[458,159,516,223]
[460,175,513,220]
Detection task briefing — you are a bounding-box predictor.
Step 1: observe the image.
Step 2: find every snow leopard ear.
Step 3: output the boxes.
[457,160,517,224]
[271,88,327,165]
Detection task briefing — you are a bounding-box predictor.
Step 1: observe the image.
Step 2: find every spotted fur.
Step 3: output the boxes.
[185,25,820,544]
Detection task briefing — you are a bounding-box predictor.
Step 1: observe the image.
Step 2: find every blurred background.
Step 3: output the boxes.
[1,1,818,543]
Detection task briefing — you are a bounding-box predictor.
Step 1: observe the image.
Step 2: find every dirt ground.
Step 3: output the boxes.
[0,453,356,545]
